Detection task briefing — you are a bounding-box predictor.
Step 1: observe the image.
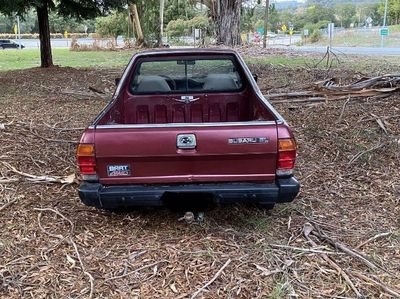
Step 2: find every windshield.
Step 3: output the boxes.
[130,58,244,94]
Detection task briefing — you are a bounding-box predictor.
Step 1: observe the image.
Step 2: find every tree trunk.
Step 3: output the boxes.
[214,0,242,46]
[36,2,53,68]
[263,0,270,48]
[158,0,165,47]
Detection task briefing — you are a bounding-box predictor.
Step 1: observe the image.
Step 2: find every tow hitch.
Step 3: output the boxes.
[178,211,205,224]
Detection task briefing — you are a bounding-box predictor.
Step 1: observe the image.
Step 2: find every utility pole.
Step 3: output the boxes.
[381,0,388,48]
[263,0,270,48]
[16,16,21,49]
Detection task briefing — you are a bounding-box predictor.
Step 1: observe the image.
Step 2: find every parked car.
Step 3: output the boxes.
[77,49,300,211]
[0,39,25,49]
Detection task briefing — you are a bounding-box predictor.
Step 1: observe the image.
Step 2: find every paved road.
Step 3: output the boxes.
[7,37,400,56]
[274,45,400,56]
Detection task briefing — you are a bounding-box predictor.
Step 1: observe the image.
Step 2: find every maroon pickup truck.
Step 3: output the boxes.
[77,49,299,210]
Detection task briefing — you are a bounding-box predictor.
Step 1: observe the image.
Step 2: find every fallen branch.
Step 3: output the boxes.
[70,237,95,299]
[33,208,93,298]
[356,232,393,250]
[348,143,384,164]
[2,162,76,184]
[105,260,168,282]
[352,272,400,298]
[338,96,351,123]
[303,223,363,298]
[190,258,232,299]
[310,229,382,272]
[0,197,20,212]
[269,244,340,255]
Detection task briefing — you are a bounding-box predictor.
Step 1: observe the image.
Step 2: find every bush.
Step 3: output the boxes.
[166,16,209,37]
[303,21,330,43]
[310,30,322,42]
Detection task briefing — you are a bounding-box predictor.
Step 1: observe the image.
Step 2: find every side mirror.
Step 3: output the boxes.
[253,74,258,82]
[115,78,120,86]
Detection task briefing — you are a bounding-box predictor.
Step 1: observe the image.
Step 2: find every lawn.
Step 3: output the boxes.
[317,26,400,48]
[0,48,134,70]
[2,47,400,75]
[0,48,318,71]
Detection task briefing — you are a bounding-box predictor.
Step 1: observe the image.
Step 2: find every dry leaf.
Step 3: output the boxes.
[303,223,314,237]
[66,254,76,268]
[170,283,178,294]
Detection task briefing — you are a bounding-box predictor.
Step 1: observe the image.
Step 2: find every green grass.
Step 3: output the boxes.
[1,47,400,74]
[0,48,133,71]
[0,48,316,71]
[316,27,400,48]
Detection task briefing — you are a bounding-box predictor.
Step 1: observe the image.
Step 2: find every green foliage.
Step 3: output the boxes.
[95,12,127,42]
[241,3,280,33]
[164,0,196,25]
[166,15,208,37]
[357,3,381,26]
[335,3,357,28]
[0,0,127,19]
[166,18,187,36]
[304,20,329,42]
[309,28,322,42]
[379,0,400,25]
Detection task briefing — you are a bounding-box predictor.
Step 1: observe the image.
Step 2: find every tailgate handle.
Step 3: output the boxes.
[177,134,197,149]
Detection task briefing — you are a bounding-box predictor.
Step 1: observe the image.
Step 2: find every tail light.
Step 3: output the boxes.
[277,138,296,177]
[77,144,98,181]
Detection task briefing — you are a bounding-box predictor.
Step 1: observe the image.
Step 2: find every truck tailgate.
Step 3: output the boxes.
[94,124,278,184]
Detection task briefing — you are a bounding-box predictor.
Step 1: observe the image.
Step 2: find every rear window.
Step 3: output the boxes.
[130,58,244,94]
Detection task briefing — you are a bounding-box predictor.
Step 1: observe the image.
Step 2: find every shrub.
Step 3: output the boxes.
[310,30,322,42]
[166,16,209,37]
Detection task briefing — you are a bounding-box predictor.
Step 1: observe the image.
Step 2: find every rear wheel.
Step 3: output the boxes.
[0,46,4,50]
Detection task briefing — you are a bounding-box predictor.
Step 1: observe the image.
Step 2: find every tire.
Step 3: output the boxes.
[0,46,4,50]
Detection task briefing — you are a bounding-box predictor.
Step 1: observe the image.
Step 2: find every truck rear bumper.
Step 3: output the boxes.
[78,177,299,209]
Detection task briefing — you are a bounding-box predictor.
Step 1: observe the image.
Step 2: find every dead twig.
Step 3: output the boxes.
[70,237,95,299]
[303,223,363,298]
[310,229,383,273]
[105,260,168,282]
[356,232,393,249]
[338,97,351,123]
[33,208,93,298]
[2,162,75,184]
[34,207,75,237]
[269,244,340,255]
[190,258,232,299]
[0,196,20,212]
[348,143,384,164]
[352,272,400,298]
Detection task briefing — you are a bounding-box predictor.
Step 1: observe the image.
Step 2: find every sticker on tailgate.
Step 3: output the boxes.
[107,165,131,177]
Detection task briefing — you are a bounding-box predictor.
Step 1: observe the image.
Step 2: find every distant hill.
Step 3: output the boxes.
[275,0,380,10]
[275,1,305,10]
